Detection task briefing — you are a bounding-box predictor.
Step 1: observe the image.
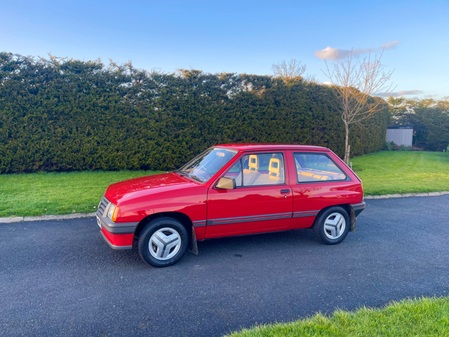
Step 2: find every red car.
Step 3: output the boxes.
[96,144,365,267]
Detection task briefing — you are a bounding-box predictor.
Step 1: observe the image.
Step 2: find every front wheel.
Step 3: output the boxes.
[313,207,350,245]
[138,217,189,267]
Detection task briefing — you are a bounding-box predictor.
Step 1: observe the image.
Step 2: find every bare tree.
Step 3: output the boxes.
[323,51,394,163]
[272,59,306,84]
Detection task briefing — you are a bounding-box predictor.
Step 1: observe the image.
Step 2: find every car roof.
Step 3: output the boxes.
[215,143,330,152]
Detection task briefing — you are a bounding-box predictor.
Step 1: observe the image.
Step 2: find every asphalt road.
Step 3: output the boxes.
[1,195,448,337]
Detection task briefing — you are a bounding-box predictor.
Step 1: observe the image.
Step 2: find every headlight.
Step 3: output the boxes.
[106,203,119,222]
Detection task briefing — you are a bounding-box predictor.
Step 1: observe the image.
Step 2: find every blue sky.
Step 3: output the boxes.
[2,0,448,99]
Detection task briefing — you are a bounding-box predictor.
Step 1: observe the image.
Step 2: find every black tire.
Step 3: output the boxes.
[137,217,189,267]
[313,207,350,245]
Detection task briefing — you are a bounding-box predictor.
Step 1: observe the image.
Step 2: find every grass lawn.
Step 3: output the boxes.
[0,170,160,217]
[1,151,448,217]
[351,151,449,195]
[227,297,449,337]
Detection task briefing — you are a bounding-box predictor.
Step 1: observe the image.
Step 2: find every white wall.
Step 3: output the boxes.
[386,128,413,146]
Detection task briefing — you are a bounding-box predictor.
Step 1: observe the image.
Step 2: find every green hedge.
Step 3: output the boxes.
[0,52,389,173]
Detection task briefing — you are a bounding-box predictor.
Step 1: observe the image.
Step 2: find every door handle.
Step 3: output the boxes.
[280,189,290,194]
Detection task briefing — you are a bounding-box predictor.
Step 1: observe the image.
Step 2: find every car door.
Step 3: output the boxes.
[206,152,293,238]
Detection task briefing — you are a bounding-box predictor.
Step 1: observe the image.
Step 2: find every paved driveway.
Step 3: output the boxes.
[1,195,448,337]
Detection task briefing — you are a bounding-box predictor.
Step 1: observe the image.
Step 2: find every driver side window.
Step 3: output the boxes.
[223,153,285,187]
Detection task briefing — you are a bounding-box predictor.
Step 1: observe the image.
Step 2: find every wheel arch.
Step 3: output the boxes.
[313,204,355,231]
[133,212,197,252]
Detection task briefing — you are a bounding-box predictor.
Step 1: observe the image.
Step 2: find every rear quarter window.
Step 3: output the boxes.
[294,153,347,182]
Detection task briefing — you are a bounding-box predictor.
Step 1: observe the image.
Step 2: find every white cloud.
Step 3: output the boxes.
[381,40,400,50]
[314,47,348,60]
[315,41,400,60]
[375,90,423,97]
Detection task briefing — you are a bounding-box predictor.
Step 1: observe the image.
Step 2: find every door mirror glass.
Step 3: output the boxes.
[216,177,236,190]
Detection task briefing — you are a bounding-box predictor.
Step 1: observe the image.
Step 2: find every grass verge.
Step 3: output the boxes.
[226,297,449,337]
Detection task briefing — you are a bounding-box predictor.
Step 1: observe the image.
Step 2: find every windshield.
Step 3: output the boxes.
[177,147,237,182]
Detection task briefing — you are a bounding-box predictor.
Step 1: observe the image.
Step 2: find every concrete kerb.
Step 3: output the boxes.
[0,213,96,224]
[1,191,449,224]
[363,191,449,199]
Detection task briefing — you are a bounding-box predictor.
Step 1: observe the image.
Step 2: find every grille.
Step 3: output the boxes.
[97,196,109,217]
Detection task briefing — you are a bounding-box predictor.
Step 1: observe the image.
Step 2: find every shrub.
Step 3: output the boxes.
[0,52,389,173]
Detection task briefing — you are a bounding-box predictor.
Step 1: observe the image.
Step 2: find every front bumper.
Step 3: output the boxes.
[96,197,137,249]
[96,214,136,249]
[99,226,134,249]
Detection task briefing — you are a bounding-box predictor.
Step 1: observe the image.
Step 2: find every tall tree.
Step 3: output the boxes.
[323,51,394,163]
[272,59,306,84]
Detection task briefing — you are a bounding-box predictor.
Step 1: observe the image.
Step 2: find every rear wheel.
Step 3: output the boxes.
[313,207,350,245]
[138,217,189,267]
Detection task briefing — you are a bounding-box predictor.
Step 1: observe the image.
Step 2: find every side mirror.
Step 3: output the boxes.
[216,177,236,190]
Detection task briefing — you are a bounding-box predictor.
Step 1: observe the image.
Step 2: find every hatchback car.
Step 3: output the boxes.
[96,144,365,267]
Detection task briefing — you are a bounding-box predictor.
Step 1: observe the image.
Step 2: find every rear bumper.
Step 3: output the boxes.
[351,202,366,217]
[349,201,366,232]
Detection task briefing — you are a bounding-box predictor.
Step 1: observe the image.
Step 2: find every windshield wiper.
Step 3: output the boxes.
[176,170,203,182]
[188,174,204,182]
[175,169,188,176]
